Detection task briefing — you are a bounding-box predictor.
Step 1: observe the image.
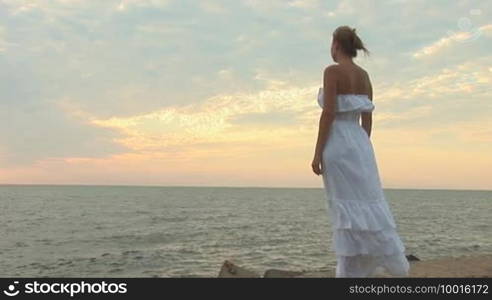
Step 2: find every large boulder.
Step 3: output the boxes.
[406,254,420,261]
[218,260,261,278]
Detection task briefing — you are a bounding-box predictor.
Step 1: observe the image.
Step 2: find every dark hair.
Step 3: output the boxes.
[333,25,370,57]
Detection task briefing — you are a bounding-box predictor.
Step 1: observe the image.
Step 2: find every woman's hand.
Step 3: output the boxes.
[311,154,323,176]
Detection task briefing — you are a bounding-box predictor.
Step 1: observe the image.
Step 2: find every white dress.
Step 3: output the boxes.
[317,87,410,277]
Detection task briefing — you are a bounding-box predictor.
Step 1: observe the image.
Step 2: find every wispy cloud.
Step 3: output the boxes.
[87,84,318,155]
[413,24,492,58]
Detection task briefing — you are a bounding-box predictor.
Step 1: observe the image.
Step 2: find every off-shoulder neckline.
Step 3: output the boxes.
[318,88,370,98]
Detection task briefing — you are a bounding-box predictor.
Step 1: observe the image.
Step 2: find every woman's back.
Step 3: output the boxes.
[334,63,371,97]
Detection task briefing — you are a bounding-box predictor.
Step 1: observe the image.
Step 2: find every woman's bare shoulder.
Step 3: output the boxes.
[322,65,340,84]
[324,64,340,73]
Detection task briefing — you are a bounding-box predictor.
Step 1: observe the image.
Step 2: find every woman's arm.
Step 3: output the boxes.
[361,72,373,138]
[313,66,337,159]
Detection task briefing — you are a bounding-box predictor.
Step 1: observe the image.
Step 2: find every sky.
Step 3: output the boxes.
[0,0,491,190]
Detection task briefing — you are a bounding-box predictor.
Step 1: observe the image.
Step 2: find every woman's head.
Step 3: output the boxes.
[331,25,369,62]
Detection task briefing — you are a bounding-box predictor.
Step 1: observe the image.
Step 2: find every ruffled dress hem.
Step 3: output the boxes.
[327,197,409,276]
[335,251,410,277]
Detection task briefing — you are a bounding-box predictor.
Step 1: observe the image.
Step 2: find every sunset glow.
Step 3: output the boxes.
[1,0,491,189]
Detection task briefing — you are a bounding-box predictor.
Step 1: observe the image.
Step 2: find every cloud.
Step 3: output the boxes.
[1,0,491,188]
[242,0,323,13]
[116,0,172,12]
[375,105,433,125]
[413,24,492,58]
[0,25,18,52]
[0,26,6,52]
[0,99,129,167]
[373,55,492,107]
[198,0,228,14]
[228,111,299,126]
[87,84,318,155]
[288,0,321,9]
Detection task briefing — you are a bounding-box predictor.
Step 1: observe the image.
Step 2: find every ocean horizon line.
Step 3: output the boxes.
[0,183,491,192]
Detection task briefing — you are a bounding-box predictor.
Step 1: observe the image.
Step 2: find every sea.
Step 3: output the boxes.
[1,185,491,277]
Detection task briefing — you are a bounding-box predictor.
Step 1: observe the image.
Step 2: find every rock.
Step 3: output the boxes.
[406,254,420,261]
[263,269,305,278]
[218,260,261,278]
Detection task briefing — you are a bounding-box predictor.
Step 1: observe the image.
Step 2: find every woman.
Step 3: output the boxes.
[311,26,410,277]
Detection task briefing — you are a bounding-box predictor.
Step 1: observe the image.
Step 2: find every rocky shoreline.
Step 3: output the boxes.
[216,254,492,278]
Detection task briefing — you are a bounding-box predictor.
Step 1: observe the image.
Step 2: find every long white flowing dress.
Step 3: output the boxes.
[317,87,410,277]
